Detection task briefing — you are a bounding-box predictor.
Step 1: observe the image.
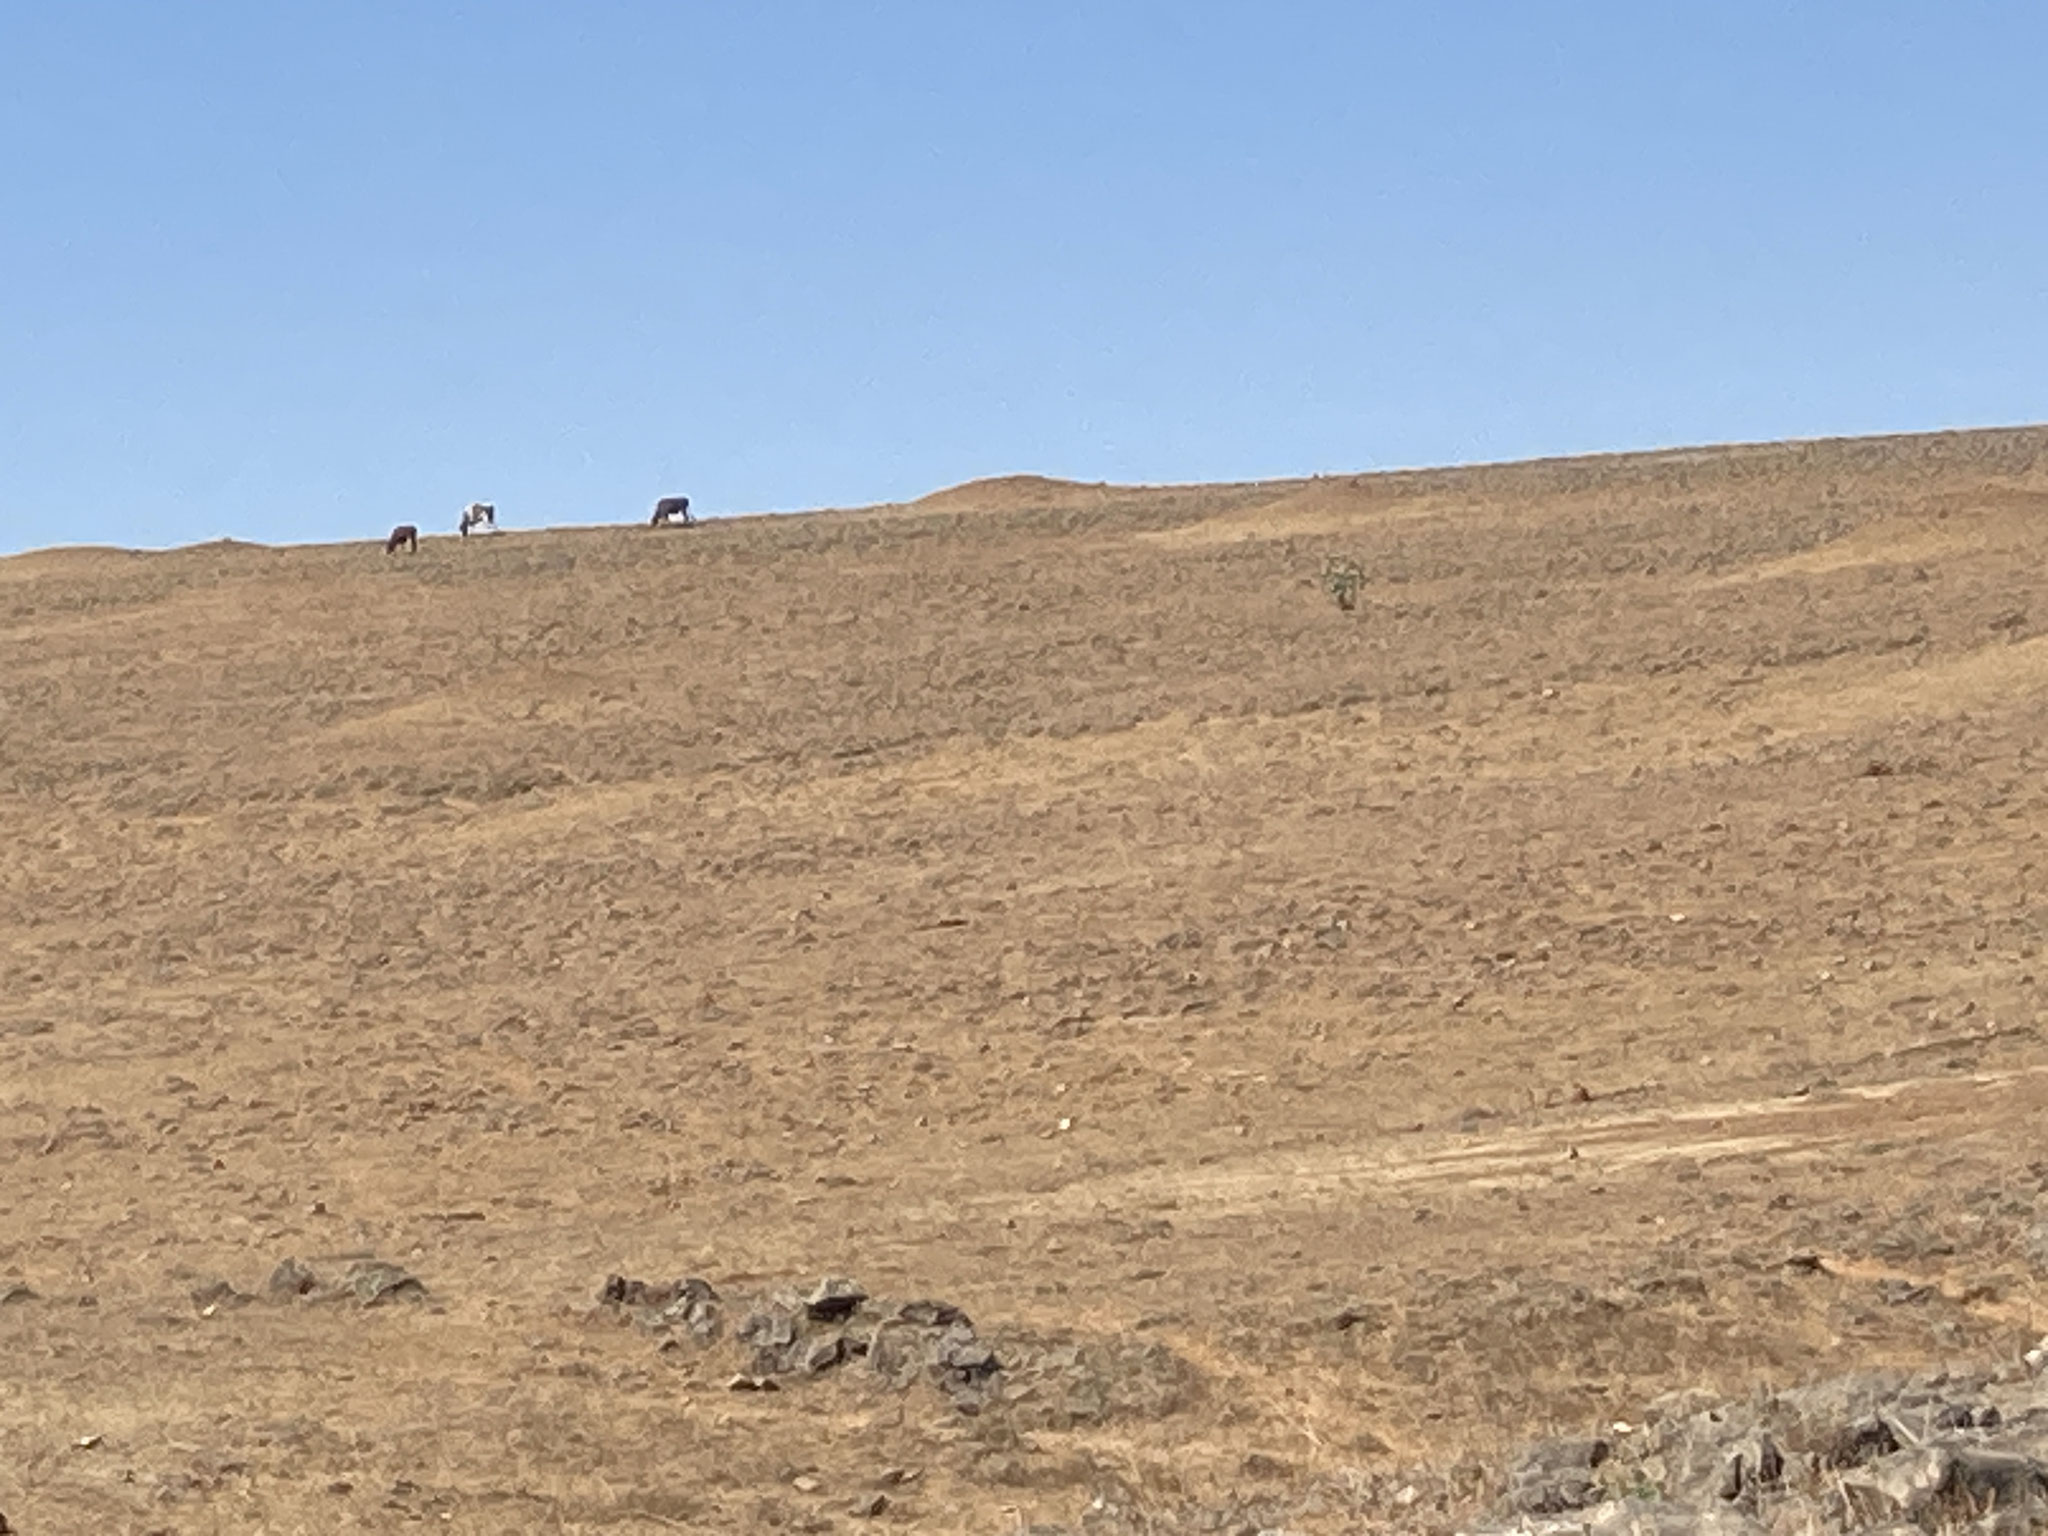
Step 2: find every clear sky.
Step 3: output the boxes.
[3,3,2044,554]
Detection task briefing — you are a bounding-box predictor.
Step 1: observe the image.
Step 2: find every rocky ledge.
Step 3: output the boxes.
[1482,1348,2048,1536]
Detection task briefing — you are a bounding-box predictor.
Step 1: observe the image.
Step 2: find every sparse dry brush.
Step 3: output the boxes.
[4,428,2048,1532]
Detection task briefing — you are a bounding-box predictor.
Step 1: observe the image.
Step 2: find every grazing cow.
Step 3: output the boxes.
[459,501,496,537]
[386,524,419,554]
[650,495,693,528]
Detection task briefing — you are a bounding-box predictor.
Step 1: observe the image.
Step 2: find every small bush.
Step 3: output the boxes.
[1320,557,1365,612]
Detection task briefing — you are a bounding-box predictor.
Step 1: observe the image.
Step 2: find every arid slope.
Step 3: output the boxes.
[5,428,2048,1533]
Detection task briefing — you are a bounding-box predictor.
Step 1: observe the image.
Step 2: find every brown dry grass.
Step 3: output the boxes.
[7,427,2048,1532]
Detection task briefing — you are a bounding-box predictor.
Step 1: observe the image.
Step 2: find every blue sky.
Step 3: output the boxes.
[3,3,2044,553]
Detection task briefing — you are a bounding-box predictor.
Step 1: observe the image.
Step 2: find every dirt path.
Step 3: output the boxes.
[946,1062,2048,1225]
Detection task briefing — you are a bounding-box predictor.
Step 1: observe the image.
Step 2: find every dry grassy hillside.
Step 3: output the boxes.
[6,427,2048,1533]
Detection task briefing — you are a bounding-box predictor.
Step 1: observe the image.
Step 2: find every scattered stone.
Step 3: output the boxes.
[896,1298,970,1329]
[1953,1446,2048,1506]
[933,1322,1002,1413]
[0,1281,36,1305]
[1507,1438,1612,1515]
[1838,1447,1953,1525]
[266,1258,323,1299]
[806,1276,868,1323]
[1586,1497,1765,1536]
[738,1308,799,1349]
[1819,1417,1900,1469]
[738,1305,804,1374]
[1715,1434,1784,1502]
[1332,1302,1387,1332]
[850,1492,889,1518]
[2024,1219,2048,1272]
[1872,1218,1954,1263]
[598,1272,1167,1425]
[1477,1364,2048,1536]
[601,1274,721,1336]
[343,1260,426,1306]
[259,1257,424,1307]
[603,1274,707,1310]
[864,1321,927,1388]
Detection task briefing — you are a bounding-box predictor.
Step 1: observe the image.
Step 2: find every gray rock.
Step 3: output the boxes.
[601,1274,717,1311]
[1647,1410,1761,1504]
[266,1258,322,1299]
[343,1260,426,1306]
[652,1278,721,1337]
[1484,1364,2048,1536]
[599,1274,724,1339]
[1949,1447,2048,1511]
[1776,1371,1913,1439]
[864,1321,927,1388]
[737,1305,804,1374]
[933,1324,999,1380]
[806,1276,868,1323]
[1837,1447,1953,1524]
[895,1298,969,1329]
[738,1308,798,1349]
[1508,1439,1612,1515]
[1874,1277,1937,1306]
[932,1322,1001,1413]
[1716,1435,1784,1504]
[1759,1492,1828,1536]
[1817,1416,1901,1469]
[1584,1497,1766,1536]
[2022,1218,2048,1272]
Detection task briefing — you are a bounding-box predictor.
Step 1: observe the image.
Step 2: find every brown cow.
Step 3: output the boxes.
[386,524,419,554]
